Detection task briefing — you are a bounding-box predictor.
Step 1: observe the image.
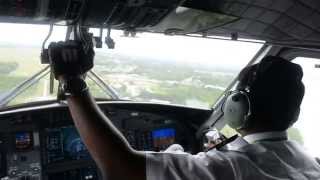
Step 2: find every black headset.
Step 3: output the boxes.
[222,89,252,130]
[221,60,260,130]
[222,59,302,130]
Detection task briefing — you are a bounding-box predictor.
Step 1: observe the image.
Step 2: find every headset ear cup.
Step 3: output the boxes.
[223,91,251,130]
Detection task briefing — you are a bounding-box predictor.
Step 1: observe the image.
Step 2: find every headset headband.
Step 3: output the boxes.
[237,57,275,92]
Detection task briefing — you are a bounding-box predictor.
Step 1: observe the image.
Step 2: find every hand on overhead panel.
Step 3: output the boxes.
[48,40,95,80]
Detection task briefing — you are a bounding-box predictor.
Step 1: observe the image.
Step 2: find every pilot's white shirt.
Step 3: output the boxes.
[146,131,320,180]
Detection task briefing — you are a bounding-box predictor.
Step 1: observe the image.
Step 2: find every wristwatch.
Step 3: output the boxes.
[60,77,89,98]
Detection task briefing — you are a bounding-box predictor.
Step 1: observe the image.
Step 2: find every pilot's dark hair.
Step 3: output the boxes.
[237,56,305,131]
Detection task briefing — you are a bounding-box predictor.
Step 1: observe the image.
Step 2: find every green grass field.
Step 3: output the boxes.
[0,47,49,105]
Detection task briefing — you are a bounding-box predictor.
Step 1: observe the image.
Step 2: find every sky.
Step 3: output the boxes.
[0,23,320,157]
[0,23,262,68]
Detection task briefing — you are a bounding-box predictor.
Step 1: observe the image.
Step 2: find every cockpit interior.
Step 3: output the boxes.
[0,0,319,180]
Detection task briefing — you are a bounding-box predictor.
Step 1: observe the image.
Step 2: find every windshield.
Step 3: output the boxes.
[0,23,263,108]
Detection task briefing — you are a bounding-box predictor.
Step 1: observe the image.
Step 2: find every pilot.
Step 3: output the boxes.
[48,41,320,180]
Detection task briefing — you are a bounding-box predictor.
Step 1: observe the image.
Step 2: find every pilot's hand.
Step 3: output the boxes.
[48,40,95,80]
[164,144,186,154]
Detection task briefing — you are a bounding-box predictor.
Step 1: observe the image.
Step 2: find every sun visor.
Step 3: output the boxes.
[0,0,183,29]
[141,7,239,35]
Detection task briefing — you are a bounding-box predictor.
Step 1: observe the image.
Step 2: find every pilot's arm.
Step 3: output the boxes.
[48,41,146,180]
[48,41,228,180]
[67,90,146,180]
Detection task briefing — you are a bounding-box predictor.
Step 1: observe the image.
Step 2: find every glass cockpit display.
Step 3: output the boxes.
[45,126,90,163]
[152,128,176,150]
[15,132,33,151]
[62,127,90,160]
[46,126,178,163]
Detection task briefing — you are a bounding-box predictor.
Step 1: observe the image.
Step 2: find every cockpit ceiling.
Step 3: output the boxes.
[0,0,319,48]
[177,0,320,47]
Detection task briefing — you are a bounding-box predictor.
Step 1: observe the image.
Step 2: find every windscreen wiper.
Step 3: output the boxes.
[87,70,120,100]
[0,66,120,108]
[0,66,51,108]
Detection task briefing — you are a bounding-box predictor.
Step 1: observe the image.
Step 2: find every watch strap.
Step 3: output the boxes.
[59,77,89,99]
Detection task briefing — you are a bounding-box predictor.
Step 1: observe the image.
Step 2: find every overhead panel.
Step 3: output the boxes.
[201,0,320,47]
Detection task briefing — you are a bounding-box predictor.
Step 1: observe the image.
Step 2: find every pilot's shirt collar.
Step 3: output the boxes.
[223,131,288,151]
[243,131,288,144]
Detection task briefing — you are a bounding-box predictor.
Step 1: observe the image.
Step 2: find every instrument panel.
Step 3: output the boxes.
[0,102,211,180]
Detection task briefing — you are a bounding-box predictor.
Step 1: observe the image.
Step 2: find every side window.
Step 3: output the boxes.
[291,57,320,158]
